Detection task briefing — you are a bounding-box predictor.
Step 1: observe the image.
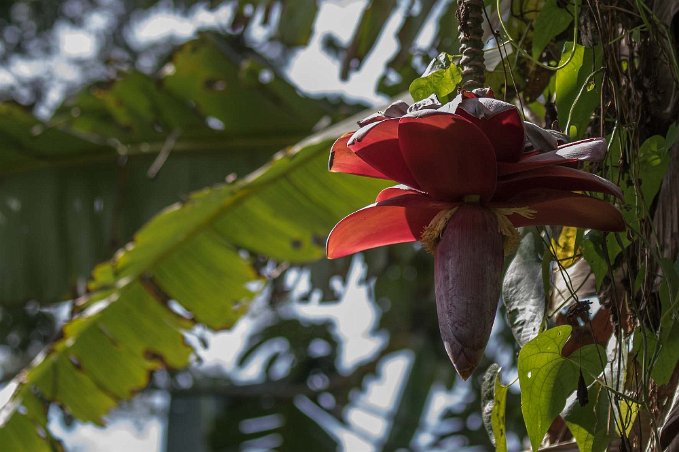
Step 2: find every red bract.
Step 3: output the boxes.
[326,90,624,379]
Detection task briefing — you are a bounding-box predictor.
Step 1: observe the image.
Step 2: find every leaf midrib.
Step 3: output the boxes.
[0,132,308,176]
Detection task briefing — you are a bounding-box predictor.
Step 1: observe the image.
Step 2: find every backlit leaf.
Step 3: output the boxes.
[551,226,579,268]
[409,53,462,102]
[0,34,343,306]
[555,42,602,139]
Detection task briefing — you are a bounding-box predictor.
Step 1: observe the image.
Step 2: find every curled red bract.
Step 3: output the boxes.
[326,89,624,378]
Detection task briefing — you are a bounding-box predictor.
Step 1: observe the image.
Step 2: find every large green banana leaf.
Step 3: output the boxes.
[0,87,387,448]
[0,33,352,306]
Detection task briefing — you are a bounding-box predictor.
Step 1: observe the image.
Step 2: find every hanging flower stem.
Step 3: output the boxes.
[456,0,485,89]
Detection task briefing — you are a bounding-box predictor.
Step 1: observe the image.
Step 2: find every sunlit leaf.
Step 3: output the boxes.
[616,399,639,437]
[555,42,602,138]
[0,391,56,452]
[518,325,605,450]
[551,226,579,268]
[409,53,462,102]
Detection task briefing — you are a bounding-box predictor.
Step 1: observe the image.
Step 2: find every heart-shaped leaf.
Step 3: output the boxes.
[518,326,605,450]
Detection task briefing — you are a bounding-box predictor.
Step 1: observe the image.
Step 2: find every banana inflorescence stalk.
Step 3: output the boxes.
[456,0,486,89]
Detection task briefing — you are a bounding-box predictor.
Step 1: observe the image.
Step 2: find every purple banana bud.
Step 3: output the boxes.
[434,204,503,379]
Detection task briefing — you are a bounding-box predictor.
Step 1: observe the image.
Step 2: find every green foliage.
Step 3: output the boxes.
[531,0,578,60]
[381,338,440,449]
[378,0,439,96]
[636,135,672,212]
[563,385,613,452]
[340,0,395,79]
[616,399,639,438]
[0,34,341,306]
[206,318,340,450]
[0,96,386,448]
[0,391,59,451]
[210,395,337,450]
[408,53,462,102]
[555,43,603,138]
[634,318,679,386]
[581,232,618,290]
[276,0,319,46]
[605,129,673,232]
[518,326,606,450]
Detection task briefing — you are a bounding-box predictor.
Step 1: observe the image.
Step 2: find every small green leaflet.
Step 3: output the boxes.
[409,53,462,102]
[581,230,628,291]
[518,325,606,451]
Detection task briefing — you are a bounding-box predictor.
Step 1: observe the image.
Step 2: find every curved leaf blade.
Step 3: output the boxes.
[0,33,340,306]
[0,107,387,447]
